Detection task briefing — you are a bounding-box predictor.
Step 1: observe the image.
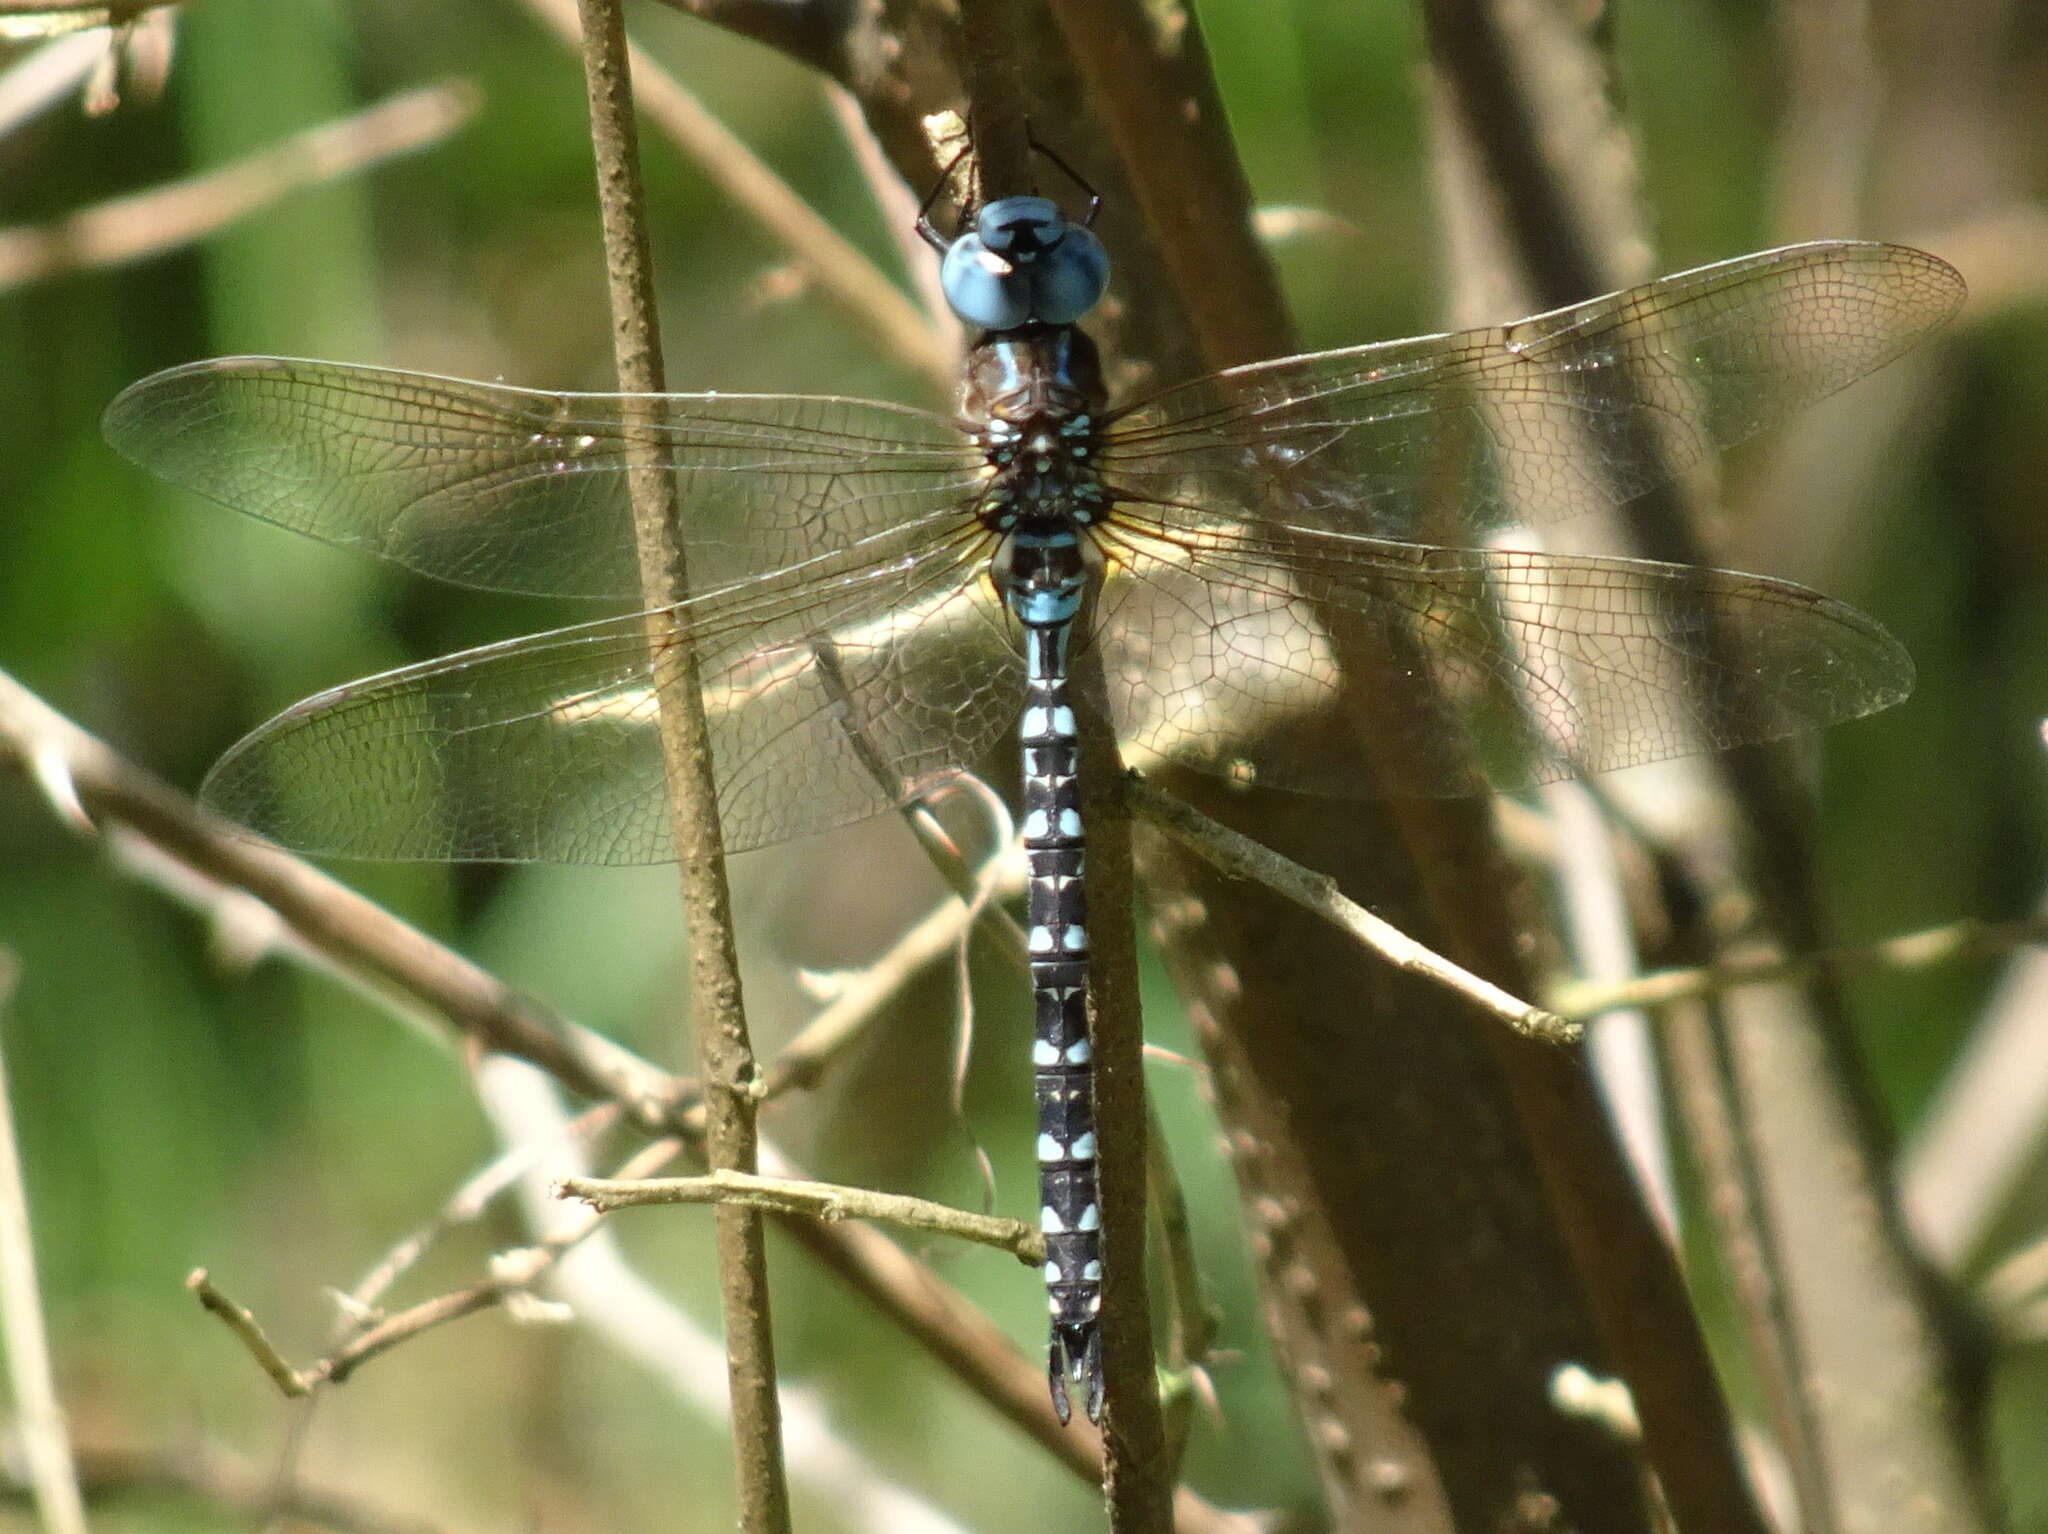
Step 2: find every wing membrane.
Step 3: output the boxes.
[1102,242,1963,543]
[1092,514,1912,797]
[104,357,983,599]
[200,523,1022,862]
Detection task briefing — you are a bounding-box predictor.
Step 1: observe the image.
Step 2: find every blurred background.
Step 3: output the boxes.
[0,0,2043,1529]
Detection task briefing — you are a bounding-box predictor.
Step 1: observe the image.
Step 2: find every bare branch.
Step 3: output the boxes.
[342,1102,623,1317]
[186,1268,311,1398]
[1555,915,2048,1022]
[0,81,478,290]
[6,1436,468,1534]
[1126,776,1578,1044]
[0,668,679,1123]
[573,6,788,1525]
[518,0,953,393]
[643,0,854,80]
[561,1168,1042,1262]
[0,952,87,1534]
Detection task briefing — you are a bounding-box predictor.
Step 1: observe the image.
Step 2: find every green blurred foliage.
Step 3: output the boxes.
[0,0,2041,1529]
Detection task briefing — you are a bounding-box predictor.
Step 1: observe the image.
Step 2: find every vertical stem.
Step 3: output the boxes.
[571,6,789,1530]
[952,5,1170,1522]
[0,955,89,1534]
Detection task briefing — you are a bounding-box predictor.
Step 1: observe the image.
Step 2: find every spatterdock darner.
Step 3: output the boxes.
[103,190,1962,1421]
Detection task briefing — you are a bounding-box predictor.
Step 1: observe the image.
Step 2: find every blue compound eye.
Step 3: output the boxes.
[941,232,1033,330]
[1027,223,1108,326]
[940,196,1111,331]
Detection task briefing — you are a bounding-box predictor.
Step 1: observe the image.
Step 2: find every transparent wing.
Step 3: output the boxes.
[1101,242,1964,542]
[1091,514,1912,797]
[103,357,984,599]
[199,523,1024,863]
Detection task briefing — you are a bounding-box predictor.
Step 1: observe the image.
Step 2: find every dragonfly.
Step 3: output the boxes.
[103,195,1963,1421]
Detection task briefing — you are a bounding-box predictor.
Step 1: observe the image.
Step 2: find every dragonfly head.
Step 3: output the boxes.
[941,194,1110,333]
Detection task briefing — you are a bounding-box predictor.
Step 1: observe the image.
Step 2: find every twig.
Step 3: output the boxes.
[4,1437,465,1534]
[642,0,854,79]
[1904,900,2048,1268]
[0,28,111,135]
[1047,0,1292,370]
[827,81,960,350]
[0,952,88,1534]
[572,7,788,1529]
[0,668,679,1124]
[1982,1233,2048,1331]
[195,1134,686,1400]
[1126,775,1580,1044]
[0,0,167,18]
[0,81,479,290]
[315,1133,683,1387]
[186,1269,310,1398]
[1552,915,2048,1021]
[1146,1093,1220,1465]
[481,1060,983,1534]
[758,859,1020,1099]
[561,1169,1042,1261]
[341,1102,622,1319]
[518,0,952,394]
[952,0,1031,192]
[1537,779,1677,1235]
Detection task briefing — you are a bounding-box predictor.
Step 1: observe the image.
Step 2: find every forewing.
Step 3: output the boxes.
[104,356,982,598]
[1092,516,1913,797]
[1101,242,1963,542]
[200,525,1023,863]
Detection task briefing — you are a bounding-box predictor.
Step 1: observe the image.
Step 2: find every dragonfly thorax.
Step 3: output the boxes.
[967,328,1111,540]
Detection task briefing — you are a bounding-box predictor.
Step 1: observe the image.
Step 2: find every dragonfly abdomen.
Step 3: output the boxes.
[1019,603,1103,1425]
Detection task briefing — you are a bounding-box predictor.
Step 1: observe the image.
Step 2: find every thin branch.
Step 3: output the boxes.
[1904,894,2048,1268]
[827,80,960,351]
[0,81,478,290]
[1126,775,1579,1044]
[0,0,167,18]
[341,1102,623,1319]
[1146,1092,1221,1465]
[316,1133,683,1387]
[952,0,1032,194]
[480,1060,985,1534]
[1553,915,2048,1021]
[518,0,953,394]
[0,28,113,135]
[192,1134,684,1400]
[0,951,87,1534]
[643,0,855,80]
[1047,0,1293,370]
[572,7,787,1527]
[758,857,1020,1100]
[187,1269,311,1398]
[0,668,679,1123]
[6,1437,466,1534]
[561,1169,1041,1261]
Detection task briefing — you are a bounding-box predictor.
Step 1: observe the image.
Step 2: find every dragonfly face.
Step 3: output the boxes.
[102,229,1964,1425]
[939,193,1111,331]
